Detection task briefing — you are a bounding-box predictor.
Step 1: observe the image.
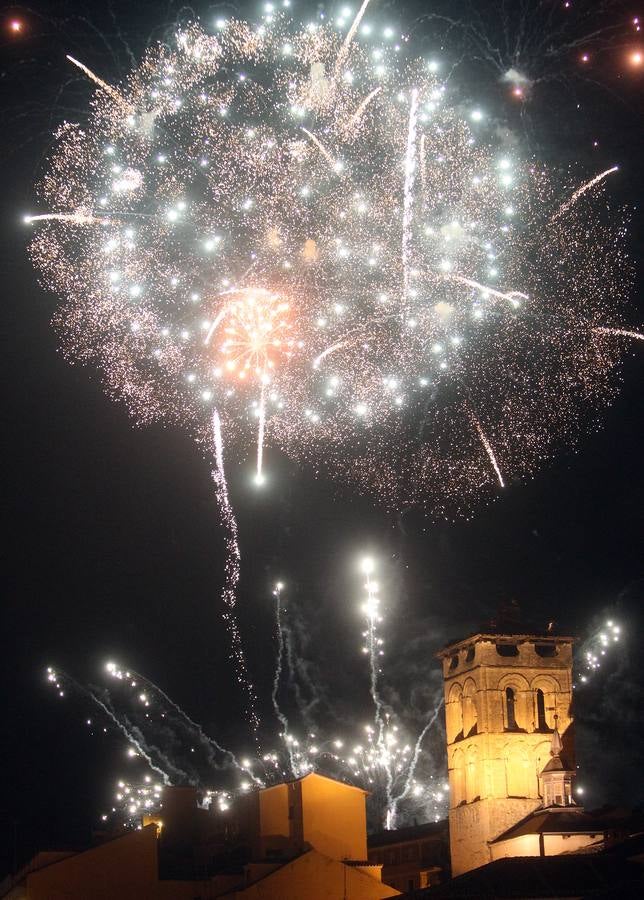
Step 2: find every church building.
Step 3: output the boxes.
[437,624,624,878]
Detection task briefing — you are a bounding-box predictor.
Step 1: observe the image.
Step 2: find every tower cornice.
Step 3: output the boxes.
[436,633,576,659]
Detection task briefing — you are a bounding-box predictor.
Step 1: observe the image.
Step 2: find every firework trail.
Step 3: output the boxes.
[301,128,336,167]
[270,581,297,776]
[346,86,381,131]
[446,274,528,307]
[23,212,109,225]
[594,327,644,342]
[469,410,505,488]
[105,662,245,775]
[402,88,420,307]
[66,55,130,107]
[335,0,373,75]
[387,699,444,829]
[361,559,386,742]
[576,618,622,685]
[282,611,320,731]
[212,411,260,740]
[551,166,619,222]
[360,557,398,824]
[47,667,173,784]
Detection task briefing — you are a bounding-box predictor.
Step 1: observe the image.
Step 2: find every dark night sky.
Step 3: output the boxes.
[1,0,643,880]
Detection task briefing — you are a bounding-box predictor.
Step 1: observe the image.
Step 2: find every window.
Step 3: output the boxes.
[505,687,518,730]
[535,642,557,657]
[496,642,519,657]
[506,745,530,797]
[449,654,459,669]
[465,646,475,662]
[536,689,549,731]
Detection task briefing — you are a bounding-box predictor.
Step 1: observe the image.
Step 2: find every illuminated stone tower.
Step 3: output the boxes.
[437,626,575,876]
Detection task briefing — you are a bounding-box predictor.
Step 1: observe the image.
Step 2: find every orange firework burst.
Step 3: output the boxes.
[218,289,295,383]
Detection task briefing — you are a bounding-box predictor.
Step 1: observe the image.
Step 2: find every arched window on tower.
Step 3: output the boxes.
[536,689,549,732]
[451,749,465,806]
[462,680,478,737]
[505,687,518,730]
[447,684,464,743]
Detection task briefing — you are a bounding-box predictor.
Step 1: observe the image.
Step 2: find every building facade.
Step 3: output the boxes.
[367,821,448,893]
[4,774,400,900]
[437,631,575,875]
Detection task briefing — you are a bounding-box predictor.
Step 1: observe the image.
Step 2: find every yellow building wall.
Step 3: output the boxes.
[301,775,368,861]
[257,782,292,856]
[490,833,541,860]
[226,849,400,900]
[543,833,600,855]
[491,831,601,861]
[27,826,159,900]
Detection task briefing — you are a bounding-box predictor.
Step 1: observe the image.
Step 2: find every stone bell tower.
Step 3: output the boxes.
[437,625,575,876]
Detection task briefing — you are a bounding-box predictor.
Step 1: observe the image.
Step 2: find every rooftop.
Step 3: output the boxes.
[368,821,448,848]
[420,853,644,898]
[491,806,644,845]
[437,632,576,658]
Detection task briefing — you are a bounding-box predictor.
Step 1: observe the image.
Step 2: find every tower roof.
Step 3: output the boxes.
[436,631,575,658]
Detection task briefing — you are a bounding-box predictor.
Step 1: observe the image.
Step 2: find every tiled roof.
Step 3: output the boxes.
[368,821,448,847]
[415,853,643,898]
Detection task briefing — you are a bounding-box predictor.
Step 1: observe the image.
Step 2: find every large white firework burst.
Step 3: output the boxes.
[28,4,633,516]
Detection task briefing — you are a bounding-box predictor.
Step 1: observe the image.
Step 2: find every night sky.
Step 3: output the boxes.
[1,0,643,880]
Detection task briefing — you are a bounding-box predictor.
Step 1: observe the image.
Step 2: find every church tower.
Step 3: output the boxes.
[437,626,575,876]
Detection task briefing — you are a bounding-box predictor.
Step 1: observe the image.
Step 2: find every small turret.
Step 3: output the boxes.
[539,719,575,808]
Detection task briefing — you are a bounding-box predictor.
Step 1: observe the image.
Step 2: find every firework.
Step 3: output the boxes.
[45,552,448,831]
[26,2,635,519]
[577,618,622,685]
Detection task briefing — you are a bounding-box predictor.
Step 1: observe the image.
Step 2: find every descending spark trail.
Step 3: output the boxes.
[389,700,444,829]
[469,411,505,488]
[203,306,228,347]
[312,341,349,369]
[577,619,622,685]
[346,86,381,131]
[212,411,260,739]
[23,212,108,225]
[46,552,451,829]
[47,667,173,784]
[301,128,336,167]
[551,166,619,222]
[419,133,427,197]
[105,662,243,775]
[446,274,528,307]
[335,0,373,75]
[594,327,644,342]
[402,89,420,307]
[66,55,129,106]
[100,698,193,785]
[270,582,292,752]
[256,386,266,484]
